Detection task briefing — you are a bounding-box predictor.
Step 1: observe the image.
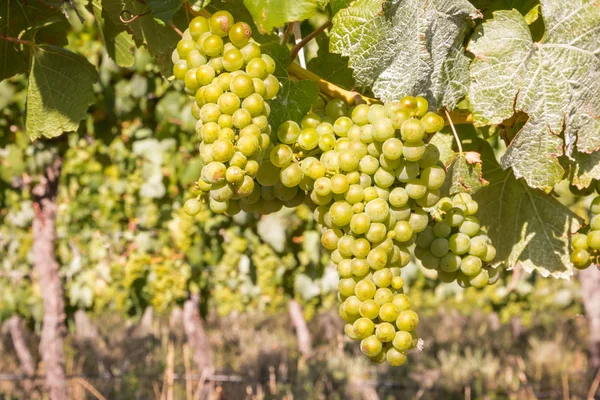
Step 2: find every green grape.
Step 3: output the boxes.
[401,119,425,141]
[393,221,413,243]
[365,199,390,223]
[229,21,252,47]
[591,214,600,230]
[591,196,600,214]
[337,235,354,257]
[374,168,395,188]
[256,161,280,186]
[330,174,349,194]
[396,161,419,182]
[230,74,255,98]
[393,331,414,352]
[232,108,252,129]
[326,99,348,119]
[415,96,428,116]
[416,190,441,207]
[351,258,370,276]
[353,318,375,339]
[345,184,365,204]
[210,181,234,201]
[236,135,259,157]
[376,322,396,342]
[449,233,470,254]
[469,269,489,288]
[212,139,234,162]
[460,255,482,276]
[245,160,259,177]
[298,128,319,150]
[418,144,441,168]
[386,348,407,367]
[235,176,255,197]
[202,34,224,57]
[314,177,332,196]
[189,16,210,39]
[405,179,427,199]
[183,198,202,215]
[241,93,264,117]
[203,83,223,103]
[187,50,207,69]
[245,57,268,79]
[444,207,465,227]
[396,309,419,331]
[280,163,302,188]
[208,57,224,73]
[409,209,429,233]
[173,60,189,80]
[430,238,449,257]
[330,201,353,227]
[482,244,496,263]
[572,233,589,250]
[201,161,226,183]
[261,54,276,74]
[184,69,201,92]
[421,112,445,133]
[373,269,392,288]
[588,231,600,250]
[339,278,357,297]
[269,144,294,168]
[355,279,377,301]
[360,335,383,357]
[219,127,235,141]
[222,49,244,71]
[571,248,591,269]
[217,92,241,114]
[433,221,451,238]
[402,140,426,162]
[399,96,418,115]
[459,216,481,237]
[374,288,394,305]
[263,74,280,99]
[321,229,342,250]
[196,65,216,86]
[359,300,380,319]
[392,294,411,312]
[241,42,261,63]
[177,39,195,58]
[209,10,234,37]
[421,166,446,190]
[200,122,219,143]
[367,248,388,270]
[439,253,461,272]
[350,213,371,235]
[378,302,399,322]
[367,104,386,123]
[373,118,395,141]
[382,138,403,160]
[389,187,408,208]
[351,104,370,125]
[469,236,489,258]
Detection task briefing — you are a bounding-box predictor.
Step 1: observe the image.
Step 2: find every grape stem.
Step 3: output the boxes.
[170,21,183,37]
[0,34,33,46]
[444,108,463,153]
[288,62,380,106]
[290,21,332,63]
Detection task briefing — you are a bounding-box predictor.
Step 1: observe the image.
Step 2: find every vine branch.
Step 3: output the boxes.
[0,34,34,46]
[290,21,332,63]
[288,62,380,106]
[444,108,463,153]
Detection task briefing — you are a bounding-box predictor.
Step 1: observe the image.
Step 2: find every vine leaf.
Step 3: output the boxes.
[243,0,317,33]
[472,138,583,279]
[92,0,136,67]
[429,130,488,195]
[468,1,600,190]
[262,43,319,130]
[26,45,97,140]
[329,0,478,110]
[306,34,354,90]
[0,0,69,80]
[102,0,179,76]
[147,0,185,24]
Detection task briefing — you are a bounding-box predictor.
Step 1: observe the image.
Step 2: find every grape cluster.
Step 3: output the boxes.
[173,12,280,215]
[278,97,443,365]
[571,182,600,270]
[414,193,499,287]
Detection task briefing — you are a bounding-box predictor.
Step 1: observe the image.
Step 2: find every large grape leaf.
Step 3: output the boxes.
[468,1,600,190]
[243,0,318,33]
[102,0,179,75]
[329,0,478,109]
[0,0,69,81]
[92,0,136,67]
[307,34,354,90]
[471,138,582,279]
[26,45,97,140]
[262,43,319,130]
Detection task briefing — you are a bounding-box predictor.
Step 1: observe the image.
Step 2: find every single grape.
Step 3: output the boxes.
[396,310,419,331]
[421,112,445,133]
[229,21,252,47]
[209,10,234,37]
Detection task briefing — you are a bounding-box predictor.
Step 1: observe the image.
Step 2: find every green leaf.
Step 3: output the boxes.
[102,0,179,75]
[243,0,318,33]
[570,150,600,189]
[429,131,488,195]
[92,0,136,67]
[147,0,184,24]
[306,34,354,90]
[262,43,319,129]
[468,2,600,190]
[330,0,478,109]
[328,0,352,16]
[472,139,582,279]
[26,45,97,140]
